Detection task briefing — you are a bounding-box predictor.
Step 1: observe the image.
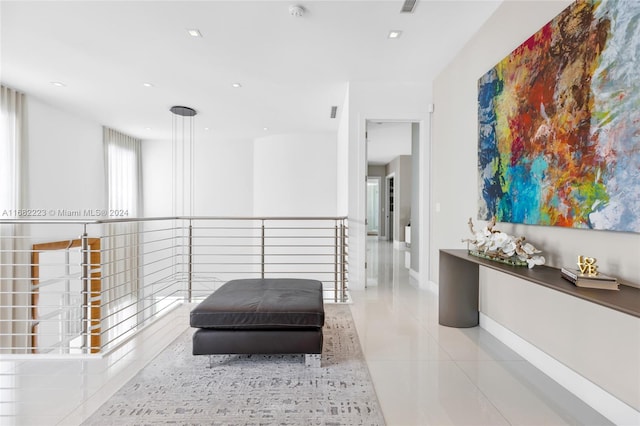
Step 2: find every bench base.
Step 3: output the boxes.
[193,328,323,356]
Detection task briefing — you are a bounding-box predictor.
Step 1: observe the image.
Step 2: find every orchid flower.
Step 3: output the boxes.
[465,217,545,268]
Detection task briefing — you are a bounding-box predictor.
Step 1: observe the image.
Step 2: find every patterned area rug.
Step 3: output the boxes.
[83,304,385,425]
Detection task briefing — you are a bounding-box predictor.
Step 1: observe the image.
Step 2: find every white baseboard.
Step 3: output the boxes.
[480,313,640,426]
[420,279,438,293]
[409,268,420,281]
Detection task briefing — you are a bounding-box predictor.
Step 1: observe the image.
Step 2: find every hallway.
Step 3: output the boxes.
[349,238,610,425]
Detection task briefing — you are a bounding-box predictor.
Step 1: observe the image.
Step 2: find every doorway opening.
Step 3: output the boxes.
[365,120,418,287]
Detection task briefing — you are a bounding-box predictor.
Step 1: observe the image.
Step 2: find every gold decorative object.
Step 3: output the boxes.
[577,256,599,276]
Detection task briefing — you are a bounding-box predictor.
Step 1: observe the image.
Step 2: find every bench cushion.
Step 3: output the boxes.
[190,278,324,329]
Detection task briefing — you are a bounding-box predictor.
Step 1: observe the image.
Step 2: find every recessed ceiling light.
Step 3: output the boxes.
[263,127,269,131]
[232,83,242,88]
[204,127,210,131]
[388,30,403,39]
[145,127,152,130]
[50,81,66,87]
[187,29,202,38]
[142,82,154,88]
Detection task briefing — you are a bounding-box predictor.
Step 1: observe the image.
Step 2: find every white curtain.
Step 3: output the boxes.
[104,127,142,217]
[0,85,30,353]
[102,128,142,328]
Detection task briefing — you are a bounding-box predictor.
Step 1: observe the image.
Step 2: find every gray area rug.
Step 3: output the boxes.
[83,304,385,425]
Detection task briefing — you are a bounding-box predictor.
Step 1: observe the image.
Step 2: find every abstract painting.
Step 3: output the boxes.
[478,0,640,233]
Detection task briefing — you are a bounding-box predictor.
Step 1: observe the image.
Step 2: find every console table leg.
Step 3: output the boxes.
[439,251,479,327]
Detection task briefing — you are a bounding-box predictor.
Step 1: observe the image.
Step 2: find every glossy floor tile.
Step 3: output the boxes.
[353,238,611,425]
[0,304,190,426]
[0,238,612,425]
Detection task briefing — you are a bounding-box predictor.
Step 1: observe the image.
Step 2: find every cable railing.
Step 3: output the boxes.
[0,216,348,355]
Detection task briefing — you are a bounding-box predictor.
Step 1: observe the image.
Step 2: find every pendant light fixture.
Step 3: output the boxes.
[170,105,197,216]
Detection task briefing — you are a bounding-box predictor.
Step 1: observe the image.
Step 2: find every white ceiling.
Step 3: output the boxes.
[1,0,501,142]
[367,121,412,165]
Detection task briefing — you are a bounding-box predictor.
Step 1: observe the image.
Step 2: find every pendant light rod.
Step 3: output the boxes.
[170,105,197,217]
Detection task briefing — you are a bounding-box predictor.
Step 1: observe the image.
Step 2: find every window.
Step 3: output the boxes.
[0,84,29,353]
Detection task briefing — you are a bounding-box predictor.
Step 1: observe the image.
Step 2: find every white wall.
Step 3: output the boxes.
[253,133,337,217]
[336,88,350,216]
[25,97,106,242]
[194,137,253,216]
[27,97,105,215]
[432,0,640,418]
[142,137,254,217]
[431,0,640,285]
[481,267,640,419]
[141,139,172,217]
[143,132,338,218]
[347,81,431,290]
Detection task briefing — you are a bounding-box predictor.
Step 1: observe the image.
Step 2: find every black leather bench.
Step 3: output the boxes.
[190,278,325,367]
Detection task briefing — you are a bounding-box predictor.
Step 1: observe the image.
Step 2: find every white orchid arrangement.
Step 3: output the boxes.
[463,217,545,269]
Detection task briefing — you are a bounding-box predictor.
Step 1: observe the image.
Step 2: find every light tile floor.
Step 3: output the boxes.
[0,238,611,425]
[352,238,611,425]
[0,305,190,425]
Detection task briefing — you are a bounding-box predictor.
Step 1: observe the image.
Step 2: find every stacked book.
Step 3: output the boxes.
[561,267,619,290]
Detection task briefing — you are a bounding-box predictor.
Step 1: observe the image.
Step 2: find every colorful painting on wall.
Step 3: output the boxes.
[477,0,640,233]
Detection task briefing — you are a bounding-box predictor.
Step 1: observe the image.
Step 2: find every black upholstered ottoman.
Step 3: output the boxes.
[190,278,325,367]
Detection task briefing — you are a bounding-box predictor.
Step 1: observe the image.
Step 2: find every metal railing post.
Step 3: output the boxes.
[80,228,90,353]
[261,219,265,279]
[188,219,193,302]
[64,248,71,345]
[334,221,339,303]
[341,220,347,302]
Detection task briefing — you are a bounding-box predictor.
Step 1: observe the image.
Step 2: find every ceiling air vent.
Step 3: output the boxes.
[400,0,418,13]
[330,106,338,119]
